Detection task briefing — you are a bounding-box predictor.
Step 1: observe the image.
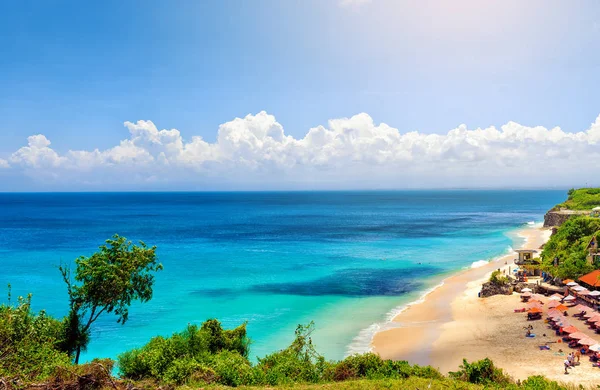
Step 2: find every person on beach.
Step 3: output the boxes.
[564,358,571,374]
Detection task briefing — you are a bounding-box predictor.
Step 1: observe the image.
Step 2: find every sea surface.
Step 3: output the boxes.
[0,190,565,363]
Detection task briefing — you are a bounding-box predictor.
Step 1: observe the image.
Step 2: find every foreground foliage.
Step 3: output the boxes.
[0,292,71,383]
[60,234,163,363]
[540,215,600,278]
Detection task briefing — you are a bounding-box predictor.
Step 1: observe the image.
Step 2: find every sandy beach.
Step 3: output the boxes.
[372,225,600,386]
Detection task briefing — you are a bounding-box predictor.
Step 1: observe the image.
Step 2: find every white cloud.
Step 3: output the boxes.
[5,111,600,190]
[0,159,9,169]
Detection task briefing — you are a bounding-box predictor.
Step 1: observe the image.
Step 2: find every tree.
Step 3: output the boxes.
[59,234,163,363]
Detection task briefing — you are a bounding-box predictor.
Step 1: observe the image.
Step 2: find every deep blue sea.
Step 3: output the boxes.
[0,190,565,363]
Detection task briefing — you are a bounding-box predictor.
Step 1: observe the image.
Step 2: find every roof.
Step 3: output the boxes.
[515,249,538,253]
[586,234,599,249]
[579,270,600,288]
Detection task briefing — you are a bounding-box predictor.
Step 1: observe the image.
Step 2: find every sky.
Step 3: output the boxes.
[1,0,600,190]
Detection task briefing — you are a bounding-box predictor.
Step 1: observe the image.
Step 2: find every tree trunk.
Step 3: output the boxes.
[75,346,81,365]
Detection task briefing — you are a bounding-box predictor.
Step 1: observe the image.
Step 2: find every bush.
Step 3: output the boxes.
[449,358,512,386]
[489,270,509,286]
[540,215,600,278]
[117,320,250,385]
[0,293,72,383]
[521,375,566,390]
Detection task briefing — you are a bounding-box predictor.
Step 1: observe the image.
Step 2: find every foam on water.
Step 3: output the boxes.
[345,280,445,356]
[347,240,520,357]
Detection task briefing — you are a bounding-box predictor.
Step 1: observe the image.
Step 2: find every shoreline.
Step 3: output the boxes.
[371,222,551,368]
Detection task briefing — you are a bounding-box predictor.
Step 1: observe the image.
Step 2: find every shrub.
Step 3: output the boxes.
[489,270,509,286]
[449,358,512,386]
[521,375,566,390]
[0,293,72,383]
[117,320,250,384]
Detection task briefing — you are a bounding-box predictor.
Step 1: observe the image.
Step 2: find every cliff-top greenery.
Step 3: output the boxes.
[554,187,600,210]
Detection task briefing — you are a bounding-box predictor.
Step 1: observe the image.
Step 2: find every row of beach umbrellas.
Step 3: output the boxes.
[546,306,600,352]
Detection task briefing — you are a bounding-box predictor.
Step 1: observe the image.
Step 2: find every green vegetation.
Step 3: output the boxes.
[554,188,600,210]
[489,270,509,286]
[0,233,593,389]
[449,358,511,386]
[0,290,71,382]
[540,215,600,278]
[59,234,163,363]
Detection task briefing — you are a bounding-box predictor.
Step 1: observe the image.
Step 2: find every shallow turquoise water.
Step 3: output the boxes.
[0,190,565,362]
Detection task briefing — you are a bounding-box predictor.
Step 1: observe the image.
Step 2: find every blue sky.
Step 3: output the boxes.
[1,0,600,190]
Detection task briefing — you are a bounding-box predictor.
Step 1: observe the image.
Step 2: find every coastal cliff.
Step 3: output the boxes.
[543,209,590,227]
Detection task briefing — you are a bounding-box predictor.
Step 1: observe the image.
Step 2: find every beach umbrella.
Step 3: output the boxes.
[555,304,569,312]
[567,282,579,287]
[578,290,590,296]
[532,294,545,301]
[563,295,576,302]
[574,304,590,312]
[579,338,598,346]
[547,301,560,308]
[521,287,533,293]
[589,344,600,352]
[589,291,600,297]
[584,311,598,319]
[562,325,579,334]
[528,307,543,314]
[568,332,587,339]
[563,279,575,284]
[587,315,600,323]
[572,286,587,292]
[521,292,532,297]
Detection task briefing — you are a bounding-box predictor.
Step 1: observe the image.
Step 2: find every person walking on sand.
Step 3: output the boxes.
[564,358,571,374]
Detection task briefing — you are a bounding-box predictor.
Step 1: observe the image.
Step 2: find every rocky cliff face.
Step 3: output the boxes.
[543,210,590,227]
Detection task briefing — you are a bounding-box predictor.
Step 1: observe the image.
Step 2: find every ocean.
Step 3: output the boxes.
[0,190,565,363]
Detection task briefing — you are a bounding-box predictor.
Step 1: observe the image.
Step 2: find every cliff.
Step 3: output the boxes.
[543,209,590,227]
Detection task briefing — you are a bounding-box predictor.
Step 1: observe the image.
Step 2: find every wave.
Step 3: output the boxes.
[345,280,445,356]
[346,240,519,357]
[470,260,489,269]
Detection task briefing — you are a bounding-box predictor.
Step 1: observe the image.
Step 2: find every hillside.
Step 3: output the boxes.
[554,188,600,210]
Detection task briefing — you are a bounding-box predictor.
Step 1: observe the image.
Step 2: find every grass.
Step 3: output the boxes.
[178,378,485,390]
[555,188,600,210]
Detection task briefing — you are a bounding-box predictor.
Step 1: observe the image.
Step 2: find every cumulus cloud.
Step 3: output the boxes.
[4,111,600,190]
[0,159,9,169]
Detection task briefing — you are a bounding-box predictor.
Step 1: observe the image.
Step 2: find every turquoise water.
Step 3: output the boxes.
[0,190,564,362]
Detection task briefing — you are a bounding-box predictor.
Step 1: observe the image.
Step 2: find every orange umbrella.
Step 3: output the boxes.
[563,279,574,284]
[562,325,579,334]
[528,307,543,314]
[555,304,569,312]
[569,332,588,339]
